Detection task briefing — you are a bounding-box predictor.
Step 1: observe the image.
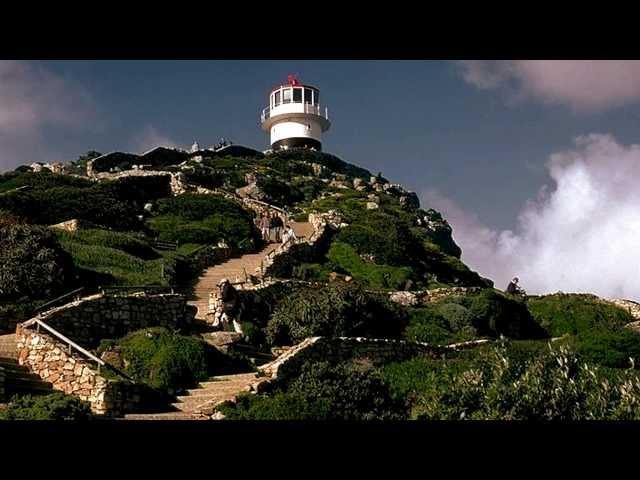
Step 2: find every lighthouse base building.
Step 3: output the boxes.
[261,75,331,152]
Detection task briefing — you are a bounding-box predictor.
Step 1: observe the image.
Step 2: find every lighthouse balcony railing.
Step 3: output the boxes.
[261,104,329,123]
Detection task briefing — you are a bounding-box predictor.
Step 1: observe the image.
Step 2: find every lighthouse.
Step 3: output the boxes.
[260,75,331,152]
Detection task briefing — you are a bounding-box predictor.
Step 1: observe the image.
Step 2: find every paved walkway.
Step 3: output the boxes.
[188,222,313,320]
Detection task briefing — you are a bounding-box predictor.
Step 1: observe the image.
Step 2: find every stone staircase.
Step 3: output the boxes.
[124,372,261,420]
[0,334,54,401]
[188,221,313,320]
[189,243,279,319]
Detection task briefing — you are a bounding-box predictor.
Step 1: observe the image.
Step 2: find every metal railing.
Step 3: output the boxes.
[33,287,85,315]
[31,318,106,372]
[98,285,176,295]
[261,103,329,123]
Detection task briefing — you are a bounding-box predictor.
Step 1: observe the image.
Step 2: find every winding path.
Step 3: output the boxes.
[188,221,314,320]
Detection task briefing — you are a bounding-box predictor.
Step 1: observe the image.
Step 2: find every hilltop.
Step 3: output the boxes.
[2,146,640,421]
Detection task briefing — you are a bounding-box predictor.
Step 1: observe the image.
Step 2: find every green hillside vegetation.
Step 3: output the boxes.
[98,327,252,394]
[6,148,640,420]
[146,194,259,250]
[528,294,640,368]
[55,229,174,287]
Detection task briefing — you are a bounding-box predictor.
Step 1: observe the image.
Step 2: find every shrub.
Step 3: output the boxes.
[219,360,406,420]
[326,242,413,290]
[266,282,407,346]
[108,327,210,393]
[0,392,92,420]
[148,194,259,249]
[468,289,547,339]
[410,342,640,420]
[404,307,453,344]
[404,303,480,345]
[0,221,74,302]
[335,212,424,266]
[575,327,640,369]
[528,293,634,337]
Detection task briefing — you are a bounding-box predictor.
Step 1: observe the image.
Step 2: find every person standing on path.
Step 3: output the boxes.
[259,214,270,242]
[271,212,284,242]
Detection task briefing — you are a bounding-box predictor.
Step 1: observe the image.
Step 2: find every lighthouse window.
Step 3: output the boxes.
[304,88,313,104]
[293,87,302,103]
[274,90,281,106]
[282,88,292,104]
[314,91,319,104]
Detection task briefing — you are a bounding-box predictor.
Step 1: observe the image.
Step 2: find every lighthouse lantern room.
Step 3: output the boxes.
[260,75,331,152]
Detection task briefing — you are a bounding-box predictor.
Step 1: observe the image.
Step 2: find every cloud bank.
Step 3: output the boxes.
[0,61,95,170]
[422,133,640,300]
[457,60,640,112]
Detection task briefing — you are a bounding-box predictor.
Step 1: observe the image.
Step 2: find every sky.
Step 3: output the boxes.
[3,60,640,299]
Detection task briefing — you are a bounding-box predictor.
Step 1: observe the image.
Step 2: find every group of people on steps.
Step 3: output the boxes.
[257,211,297,246]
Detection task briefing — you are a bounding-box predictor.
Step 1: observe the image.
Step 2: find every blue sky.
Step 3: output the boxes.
[4,60,640,296]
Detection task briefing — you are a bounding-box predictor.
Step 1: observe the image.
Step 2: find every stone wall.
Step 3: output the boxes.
[387,287,480,307]
[91,169,188,196]
[15,325,167,416]
[15,327,112,414]
[258,336,446,384]
[30,293,195,350]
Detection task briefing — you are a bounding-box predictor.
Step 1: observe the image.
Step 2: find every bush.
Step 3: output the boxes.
[335,213,423,266]
[528,293,634,337]
[0,392,92,420]
[404,303,479,345]
[409,342,640,420]
[266,282,407,346]
[109,327,211,393]
[404,307,453,344]
[326,242,413,290]
[148,194,259,249]
[0,221,74,302]
[219,360,406,420]
[575,327,640,369]
[468,289,547,339]
[0,183,143,231]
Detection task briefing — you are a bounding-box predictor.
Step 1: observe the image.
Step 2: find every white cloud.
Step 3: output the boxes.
[128,125,179,154]
[457,60,640,112]
[422,133,640,300]
[0,61,95,169]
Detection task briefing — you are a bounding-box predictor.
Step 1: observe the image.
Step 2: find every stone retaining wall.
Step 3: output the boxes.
[15,326,164,416]
[387,287,480,307]
[91,169,188,196]
[29,293,195,350]
[258,336,446,383]
[15,327,112,414]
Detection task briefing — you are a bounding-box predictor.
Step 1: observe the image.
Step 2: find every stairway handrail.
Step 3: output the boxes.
[25,318,106,371]
[33,287,85,314]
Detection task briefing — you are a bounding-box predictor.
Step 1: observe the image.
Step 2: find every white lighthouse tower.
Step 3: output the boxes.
[260,75,331,152]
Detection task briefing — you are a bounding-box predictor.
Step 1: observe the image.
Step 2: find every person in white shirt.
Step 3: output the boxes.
[281,225,297,245]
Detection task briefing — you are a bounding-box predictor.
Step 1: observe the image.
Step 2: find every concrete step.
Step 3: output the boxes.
[123,412,207,420]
